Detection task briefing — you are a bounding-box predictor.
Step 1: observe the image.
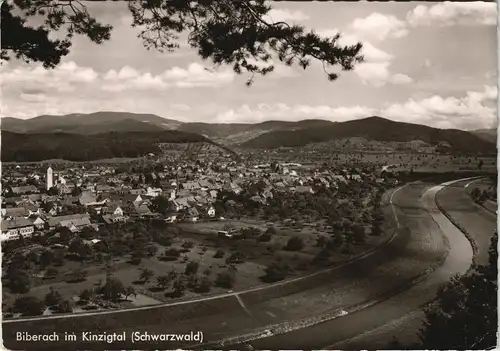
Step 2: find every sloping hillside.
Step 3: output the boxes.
[177,119,335,143]
[239,116,496,154]
[472,128,497,144]
[1,130,210,162]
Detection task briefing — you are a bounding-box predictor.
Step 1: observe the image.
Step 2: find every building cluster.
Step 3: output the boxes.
[1,160,386,241]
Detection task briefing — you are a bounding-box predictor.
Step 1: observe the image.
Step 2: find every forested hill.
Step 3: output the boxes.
[240,116,496,155]
[1,130,212,162]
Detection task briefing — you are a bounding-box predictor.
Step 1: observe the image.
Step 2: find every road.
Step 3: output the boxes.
[2,178,479,349]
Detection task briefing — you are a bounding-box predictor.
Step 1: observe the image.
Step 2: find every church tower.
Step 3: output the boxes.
[46,166,53,190]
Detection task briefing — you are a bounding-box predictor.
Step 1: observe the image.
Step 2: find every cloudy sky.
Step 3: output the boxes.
[1,1,497,130]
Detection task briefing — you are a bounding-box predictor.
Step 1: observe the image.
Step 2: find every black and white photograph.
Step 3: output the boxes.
[0,0,497,350]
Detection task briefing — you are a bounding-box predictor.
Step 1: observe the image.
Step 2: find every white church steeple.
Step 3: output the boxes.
[46,166,53,190]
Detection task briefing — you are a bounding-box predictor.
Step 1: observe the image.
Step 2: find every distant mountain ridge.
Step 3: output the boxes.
[239,116,496,154]
[1,112,495,154]
[1,112,335,141]
[1,112,181,134]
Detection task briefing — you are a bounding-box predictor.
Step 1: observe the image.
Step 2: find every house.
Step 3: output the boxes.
[2,196,23,208]
[109,204,125,216]
[123,194,143,204]
[83,238,102,246]
[295,186,314,194]
[60,196,80,206]
[95,184,115,193]
[47,214,91,229]
[186,207,199,222]
[1,218,35,241]
[146,187,162,198]
[79,191,97,206]
[56,183,72,195]
[25,194,42,202]
[350,174,362,181]
[250,195,266,204]
[182,182,201,191]
[102,214,127,224]
[11,185,39,195]
[2,207,30,219]
[59,217,93,233]
[31,216,46,230]
[198,179,212,189]
[230,183,243,194]
[207,206,216,218]
[130,189,147,195]
[165,214,177,223]
[331,175,348,184]
[129,203,152,218]
[262,189,274,199]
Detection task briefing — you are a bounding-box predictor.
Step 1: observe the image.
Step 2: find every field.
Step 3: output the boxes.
[241,150,497,174]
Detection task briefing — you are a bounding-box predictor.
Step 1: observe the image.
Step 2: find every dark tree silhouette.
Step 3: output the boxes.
[1,0,363,84]
[418,231,497,350]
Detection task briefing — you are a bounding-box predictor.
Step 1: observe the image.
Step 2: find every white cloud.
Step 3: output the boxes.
[466,85,497,103]
[407,2,497,27]
[171,104,191,111]
[57,61,99,83]
[354,62,413,87]
[0,61,98,93]
[20,93,48,103]
[381,85,497,129]
[101,63,234,91]
[264,9,309,23]
[103,66,140,80]
[390,73,413,85]
[350,13,409,40]
[347,3,496,44]
[161,63,234,87]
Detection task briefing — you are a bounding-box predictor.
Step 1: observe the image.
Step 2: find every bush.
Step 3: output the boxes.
[261,263,290,283]
[8,271,31,293]
[160,248,180,261]
[266,226,276,235]
[316,235,327,247]
[44,288,62,307]
[45,267,59,279]
[259,233,272,242]
[226,251,245,264]
[193,276,212,293]
[102,277,125,301]
[215,271,235,289]
[13,296,44,316]
[182,241,195,249]
[213,249,225,258]
[79,289,93,303]
[185,261,199,275]
[312,249,331,265]
[284,236,304,251]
